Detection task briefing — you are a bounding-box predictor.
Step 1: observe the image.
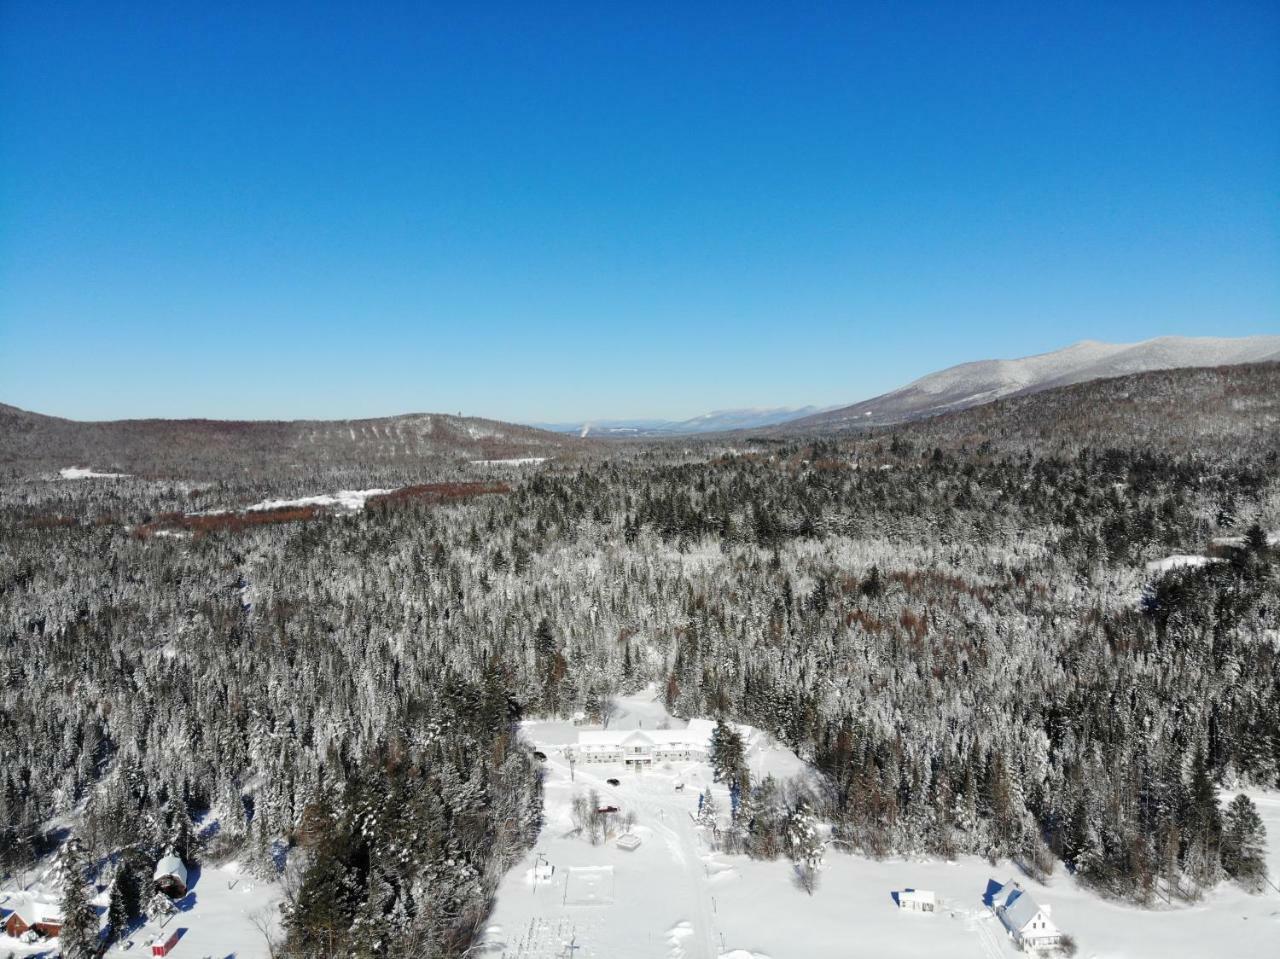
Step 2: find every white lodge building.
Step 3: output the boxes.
[575,718,717,766]
[990,880,1061,951]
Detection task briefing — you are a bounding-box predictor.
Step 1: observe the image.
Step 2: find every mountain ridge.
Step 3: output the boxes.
[0,403,579,477]
[776,334,1280,433]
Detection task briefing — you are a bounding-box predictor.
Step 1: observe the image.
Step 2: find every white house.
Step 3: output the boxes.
[897,888,936,912]
[990,880,1061,951]
[574,718,719,766]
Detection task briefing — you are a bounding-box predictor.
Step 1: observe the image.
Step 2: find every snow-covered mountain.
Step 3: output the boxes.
[536,407,822,437]
[782,335,1280,432]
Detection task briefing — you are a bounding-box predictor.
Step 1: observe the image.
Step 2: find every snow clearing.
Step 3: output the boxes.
[480,689,1280,959]
[1,858,280,959]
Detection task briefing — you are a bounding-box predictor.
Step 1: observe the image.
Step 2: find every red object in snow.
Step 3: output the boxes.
[596,805,619,814]
[152,930,180,956]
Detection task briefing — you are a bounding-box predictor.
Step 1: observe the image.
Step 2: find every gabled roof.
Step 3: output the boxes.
[577,721,717,750]
[989,879,1019,910]
[1000,887,1051,934]
[154,853,188,885]
[7,893,62,926]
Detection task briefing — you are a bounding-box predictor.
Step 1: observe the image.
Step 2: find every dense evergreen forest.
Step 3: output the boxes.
[1,366,1277,957]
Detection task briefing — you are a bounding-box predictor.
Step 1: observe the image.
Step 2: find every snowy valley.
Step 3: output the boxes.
[2,363,1279,959]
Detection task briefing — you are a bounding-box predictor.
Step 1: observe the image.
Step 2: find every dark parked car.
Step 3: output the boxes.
[606,778,620,787]
[533,750,548,761]
[596,805,620,814]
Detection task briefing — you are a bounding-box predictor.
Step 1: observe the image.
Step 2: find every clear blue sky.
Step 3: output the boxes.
[2,2,1277,422]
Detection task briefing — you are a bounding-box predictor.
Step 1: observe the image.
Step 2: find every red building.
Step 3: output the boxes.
[3,894,63,939]
[151,929,181,956]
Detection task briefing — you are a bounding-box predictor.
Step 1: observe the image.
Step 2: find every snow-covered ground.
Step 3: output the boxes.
[192,488,394,515]
[1144,554,1221,573]
[1213,530,1280,548]
[59,466,129,479]
[483,690,1280,959]
[238,488,393,512]
[471,458,548,466]
[0,861,280,958]
[1145,528,1277,574]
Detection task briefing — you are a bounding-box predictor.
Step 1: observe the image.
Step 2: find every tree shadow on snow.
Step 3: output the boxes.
[789,864,818,895]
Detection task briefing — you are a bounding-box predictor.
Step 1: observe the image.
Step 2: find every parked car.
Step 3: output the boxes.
[596,805,620,814]
[533,750,548,761]
[606,778,620,786]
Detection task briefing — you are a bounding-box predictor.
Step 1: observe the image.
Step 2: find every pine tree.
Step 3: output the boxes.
[786,802,825,895]
[166,798,198,864]
[56,838,99,959]
[287,827,359,956]
[696,789,720,832]
[106,858,141,942]
[709,719,747,787]
[1221,794,1267,892]
[745,775,785,860]
[146,890,177,923]
[1183,749,1222,893]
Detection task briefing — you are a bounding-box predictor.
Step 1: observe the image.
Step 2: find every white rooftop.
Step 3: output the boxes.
[154,853,189,885]
[577,718,720,749]
[899,888,936,905]
[6,893,62,926]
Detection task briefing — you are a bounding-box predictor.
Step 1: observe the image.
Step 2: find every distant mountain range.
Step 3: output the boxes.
[772,334,1280,434]
[531,335,1280,439]
[534,407,826,437]
[6,337,1277,475]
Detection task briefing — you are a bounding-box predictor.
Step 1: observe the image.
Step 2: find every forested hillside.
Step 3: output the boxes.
[2,364,1277,956]
[0,403,578,477]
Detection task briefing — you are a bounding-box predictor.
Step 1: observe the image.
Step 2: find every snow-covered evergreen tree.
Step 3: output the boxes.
[787,802,824,895]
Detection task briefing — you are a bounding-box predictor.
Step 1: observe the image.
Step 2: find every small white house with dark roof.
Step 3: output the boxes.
[153,852,189,898]
[990,879,1061,951]
[897,888,936,912]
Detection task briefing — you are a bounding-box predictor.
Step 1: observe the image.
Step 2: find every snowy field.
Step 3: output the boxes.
[0,859,280,958]
[482,690,1280,959]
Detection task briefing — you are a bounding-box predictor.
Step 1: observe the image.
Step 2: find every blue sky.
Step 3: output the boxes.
[1,2,1277,422]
